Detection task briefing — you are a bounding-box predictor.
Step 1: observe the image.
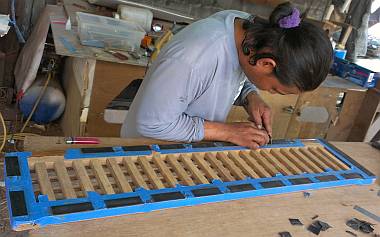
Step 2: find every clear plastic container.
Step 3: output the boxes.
[77,12,146,52]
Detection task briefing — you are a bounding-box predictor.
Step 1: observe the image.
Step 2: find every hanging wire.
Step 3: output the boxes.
[9,0,26,43]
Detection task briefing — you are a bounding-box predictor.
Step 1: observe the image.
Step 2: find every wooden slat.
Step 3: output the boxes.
[106,158,132,192]
[216,152,246,180]
[240,151,272,177]
[54,160,77,199]
[298,148,329,171]
[153,155,178,188]
[73,160,95,193]
[166,155,195,186]
[306,148,340,170]
[280,149,315,173]
[180,154,209,184]
[249,151,277,176]
[270,149,303,174]
[35,162,56,200]
[228,151,260,178]
[192,153,220,181]
[123,157,148,189]
[90,159,115,194]
[289,148,323,173]
[138,156,165,189]
[204,153,235,182]
[316,147,350,170]
[260,150,293,175]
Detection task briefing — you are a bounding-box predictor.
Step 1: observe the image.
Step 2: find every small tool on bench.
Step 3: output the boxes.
[104,50,128,60]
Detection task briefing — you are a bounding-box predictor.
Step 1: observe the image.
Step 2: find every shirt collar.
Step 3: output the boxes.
[225,11,250,71]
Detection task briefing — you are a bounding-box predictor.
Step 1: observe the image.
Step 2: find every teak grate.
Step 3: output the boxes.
[4,139,376,231]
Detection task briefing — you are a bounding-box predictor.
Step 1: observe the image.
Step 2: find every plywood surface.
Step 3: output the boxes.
[17,139,380,237]
[23,136,171,155]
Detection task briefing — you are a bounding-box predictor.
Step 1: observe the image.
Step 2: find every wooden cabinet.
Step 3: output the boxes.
[60,57,146,137]
[348,87,380,141]
[227,76,367,141]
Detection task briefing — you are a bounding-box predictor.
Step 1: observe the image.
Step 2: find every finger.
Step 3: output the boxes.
[251,110,263,129]
[249,134,269,146]
[254,129,270,144]
[262,109,272,136]
[245,121,259,129]
[247,142,260,150]
[247,127,268,138]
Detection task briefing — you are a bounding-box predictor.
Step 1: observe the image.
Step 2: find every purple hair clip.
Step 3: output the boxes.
[278,8,301,29]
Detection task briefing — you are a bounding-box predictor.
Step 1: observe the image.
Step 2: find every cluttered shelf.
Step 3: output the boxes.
[49,4,149,66]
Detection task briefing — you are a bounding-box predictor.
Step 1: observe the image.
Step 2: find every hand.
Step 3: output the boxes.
[224,122,269,149]
[204,121,269,149]
[244,92,272,137]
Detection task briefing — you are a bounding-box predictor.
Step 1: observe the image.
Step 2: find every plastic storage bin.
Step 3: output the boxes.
[77,12,146,52]
[331,57,379,88]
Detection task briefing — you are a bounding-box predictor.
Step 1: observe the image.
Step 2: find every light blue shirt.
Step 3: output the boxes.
[121,10,258,141]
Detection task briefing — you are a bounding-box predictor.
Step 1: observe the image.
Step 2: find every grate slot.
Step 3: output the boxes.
[270,149,303,174]
[138,156,165,189]
[204,153,234,182]
[179,154,209,184]
[216,152,246,180]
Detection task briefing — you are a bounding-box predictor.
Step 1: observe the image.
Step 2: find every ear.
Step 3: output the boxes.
[255,58,276,74]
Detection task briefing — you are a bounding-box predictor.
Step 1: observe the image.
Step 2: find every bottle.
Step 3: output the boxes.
[19,74,66,124]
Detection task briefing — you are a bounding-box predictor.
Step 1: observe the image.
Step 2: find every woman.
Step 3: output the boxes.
[121,2,333,149]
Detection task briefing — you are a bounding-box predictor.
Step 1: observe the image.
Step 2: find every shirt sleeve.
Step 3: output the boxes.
[135,58,205,142]
[234,78,258,106]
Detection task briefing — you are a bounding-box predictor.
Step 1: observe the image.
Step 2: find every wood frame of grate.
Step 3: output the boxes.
[4,139,376,231]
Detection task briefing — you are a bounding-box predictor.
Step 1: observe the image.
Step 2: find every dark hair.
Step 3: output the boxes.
[242,2,333,91]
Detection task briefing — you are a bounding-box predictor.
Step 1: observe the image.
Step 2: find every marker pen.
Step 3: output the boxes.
[65,137,100,144]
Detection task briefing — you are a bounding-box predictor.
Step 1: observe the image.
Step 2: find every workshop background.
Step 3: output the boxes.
[0,0,380,236]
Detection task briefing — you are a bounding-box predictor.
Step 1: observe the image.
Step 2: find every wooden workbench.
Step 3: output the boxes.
[49,4,148,137]
[11,137,379,236]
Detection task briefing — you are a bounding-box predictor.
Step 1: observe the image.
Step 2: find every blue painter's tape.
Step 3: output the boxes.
[59,36,77,53]
[64,147,152,160]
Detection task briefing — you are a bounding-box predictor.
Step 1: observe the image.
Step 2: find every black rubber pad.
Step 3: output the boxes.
[341,173,363,180]
[192,187,222,197]
[216,142,239,147]
[51,202,94,215]
[105,197,143,208]
[191,142,217,148]
[316,175,338,182]
[151,192,185,202]
[10,191,27,217]
[80,147,115,154]
[261,181,285,188]
[122,145,151,152]
[289,178,313,185]
[5,156,21,176]
[227,184,255,192]
[158,144,186,150]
